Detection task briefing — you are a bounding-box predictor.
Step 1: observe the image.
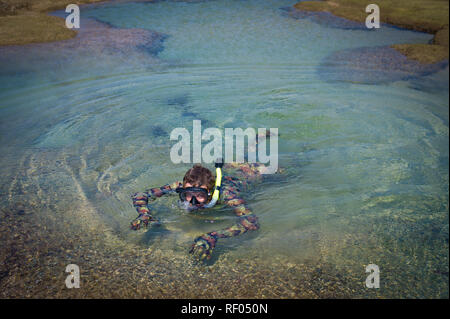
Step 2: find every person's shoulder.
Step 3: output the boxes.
[169,181,183,189]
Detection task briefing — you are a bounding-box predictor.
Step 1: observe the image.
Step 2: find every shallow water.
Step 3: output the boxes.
[0,0,448,298]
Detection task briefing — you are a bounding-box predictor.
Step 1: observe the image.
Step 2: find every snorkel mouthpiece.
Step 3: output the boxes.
[177,199,192,211]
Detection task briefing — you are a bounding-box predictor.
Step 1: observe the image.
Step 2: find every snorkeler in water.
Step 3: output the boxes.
[130,160,274,261]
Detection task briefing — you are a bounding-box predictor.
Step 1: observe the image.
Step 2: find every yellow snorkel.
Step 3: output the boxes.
[203,159,223,209]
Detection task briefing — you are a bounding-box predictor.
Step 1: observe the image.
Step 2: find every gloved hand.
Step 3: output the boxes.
[130,212,159,230]
[189,233,218,261]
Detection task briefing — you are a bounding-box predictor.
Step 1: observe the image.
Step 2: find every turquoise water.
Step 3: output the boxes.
[0,0,448,298]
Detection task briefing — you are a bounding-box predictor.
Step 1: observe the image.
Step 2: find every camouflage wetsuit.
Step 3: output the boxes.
[130,162,267,260]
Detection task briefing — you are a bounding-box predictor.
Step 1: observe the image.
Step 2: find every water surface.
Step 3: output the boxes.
[0,0,448,298]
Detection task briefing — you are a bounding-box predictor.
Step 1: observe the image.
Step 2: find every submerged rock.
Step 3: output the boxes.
[0,17,167,77]
[318,46,448,84]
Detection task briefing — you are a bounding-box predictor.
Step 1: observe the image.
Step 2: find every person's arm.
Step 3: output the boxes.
[130,181,181,230]
[189,197,259,261]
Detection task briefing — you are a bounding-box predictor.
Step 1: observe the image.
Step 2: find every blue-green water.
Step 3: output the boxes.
[0,0,448,298]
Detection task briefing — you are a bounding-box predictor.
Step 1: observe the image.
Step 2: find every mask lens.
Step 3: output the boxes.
[177,187,209,203]
[187,191,207,202]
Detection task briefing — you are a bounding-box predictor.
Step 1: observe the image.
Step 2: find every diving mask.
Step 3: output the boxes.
[176,187,210,205]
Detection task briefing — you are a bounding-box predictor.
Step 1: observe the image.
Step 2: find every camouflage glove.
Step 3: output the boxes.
[130,212,159,230]
[189,233,218,261]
